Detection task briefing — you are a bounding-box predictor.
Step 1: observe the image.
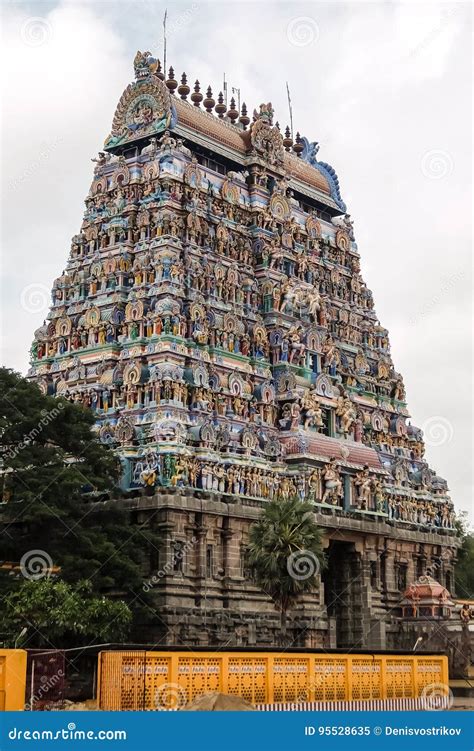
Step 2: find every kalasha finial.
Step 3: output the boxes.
[227,97,238,123]
[215,92,226,119]
[239,102,250,130]
[203,86,215,113]
[191,80,203,107]
[178,72,190,100]
[156,59,165,81]
[293,131,304,157]
[283,126,293,151]
[165,67,178,94]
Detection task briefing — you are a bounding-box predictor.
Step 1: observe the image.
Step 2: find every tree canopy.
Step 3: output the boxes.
[0,579,132,647]
[0,368,159,634]
[247,496,326,641]
[454,520,474,600]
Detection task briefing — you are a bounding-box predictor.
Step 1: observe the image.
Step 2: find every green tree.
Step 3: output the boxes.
[0,368,159,613]
[455,530,474,600]
[0,579,132,647]
[247,496,326,643]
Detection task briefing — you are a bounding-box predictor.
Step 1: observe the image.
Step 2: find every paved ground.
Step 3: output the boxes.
[451,696,474,711]
[60,696,474,711]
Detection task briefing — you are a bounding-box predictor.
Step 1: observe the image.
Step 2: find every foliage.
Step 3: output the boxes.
[247,496,326,640]
[0,368,159,606]
[455,530,474,600]
[0,579,132,647]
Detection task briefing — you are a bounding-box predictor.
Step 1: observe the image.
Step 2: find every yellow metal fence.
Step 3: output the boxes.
[0,649,27,711]
[97,650,448,710]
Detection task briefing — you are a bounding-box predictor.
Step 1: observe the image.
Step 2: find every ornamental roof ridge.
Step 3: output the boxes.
[104,50,335,201]
[176,95,246,134]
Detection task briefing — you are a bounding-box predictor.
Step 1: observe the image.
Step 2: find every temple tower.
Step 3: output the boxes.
[28,51,458,648]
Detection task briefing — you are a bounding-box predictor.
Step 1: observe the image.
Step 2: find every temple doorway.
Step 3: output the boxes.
[322,540,366,648]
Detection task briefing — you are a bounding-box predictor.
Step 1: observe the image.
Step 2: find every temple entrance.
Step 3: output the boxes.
[322,541,366,648]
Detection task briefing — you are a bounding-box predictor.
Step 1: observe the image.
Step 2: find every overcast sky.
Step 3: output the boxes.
[0,0,472,519]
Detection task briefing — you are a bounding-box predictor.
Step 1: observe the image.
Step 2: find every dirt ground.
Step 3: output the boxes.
[60,698,473,711]
[451,696,474,711]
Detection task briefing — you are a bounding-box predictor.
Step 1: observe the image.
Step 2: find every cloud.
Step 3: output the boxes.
[1,2,129,361]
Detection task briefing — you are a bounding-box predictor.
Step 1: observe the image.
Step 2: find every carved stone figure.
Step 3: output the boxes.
[301,388,324,430]
[354,466,372,510]
[336,395,357,435]
[321,458,343,505]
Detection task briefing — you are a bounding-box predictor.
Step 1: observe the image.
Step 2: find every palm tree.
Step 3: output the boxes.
[247,496,326,644]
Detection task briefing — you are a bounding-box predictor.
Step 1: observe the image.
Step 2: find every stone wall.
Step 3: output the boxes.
[125,489,459,651]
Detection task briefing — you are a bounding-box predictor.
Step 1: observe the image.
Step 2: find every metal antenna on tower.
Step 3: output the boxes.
[286,81,294,138]
[223,72,227,107]
[163,9,168,74]
[232,86,241,113]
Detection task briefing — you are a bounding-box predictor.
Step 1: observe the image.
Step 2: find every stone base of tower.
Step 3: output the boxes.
[125,489,459,652]
[136,606,330,650]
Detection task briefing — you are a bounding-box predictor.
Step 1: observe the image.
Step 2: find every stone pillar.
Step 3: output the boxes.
[158,521,175,573]
[343,474,351,510]
[406,552,416,587]
[369,618,387,650]
[328,616,337,649]
[194,519,208,593]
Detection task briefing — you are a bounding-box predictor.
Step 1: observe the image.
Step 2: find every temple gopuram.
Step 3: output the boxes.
[28,51,459,649]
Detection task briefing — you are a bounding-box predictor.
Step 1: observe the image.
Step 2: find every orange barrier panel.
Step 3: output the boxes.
[0,650,27,711]
[97,650,448,711]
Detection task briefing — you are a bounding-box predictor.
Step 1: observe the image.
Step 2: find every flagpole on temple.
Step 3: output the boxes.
[163,9,168,75]
[286,81,294,138]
